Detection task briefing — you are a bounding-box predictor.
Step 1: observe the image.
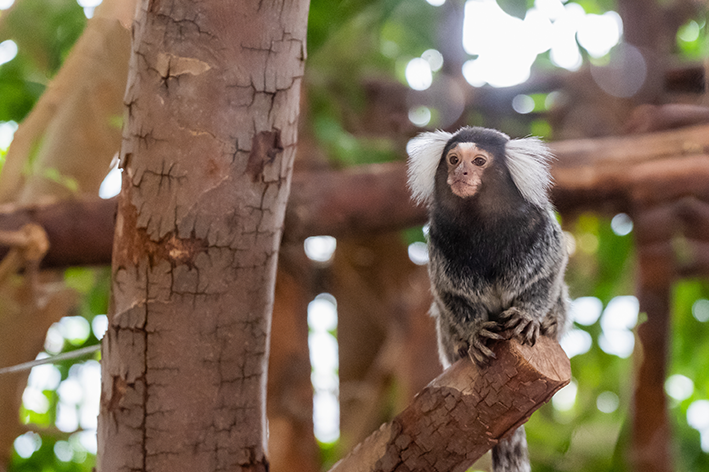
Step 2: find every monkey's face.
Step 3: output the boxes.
[444,143,493,199]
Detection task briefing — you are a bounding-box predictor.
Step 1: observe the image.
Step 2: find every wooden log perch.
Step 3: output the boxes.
[329,336,570,472]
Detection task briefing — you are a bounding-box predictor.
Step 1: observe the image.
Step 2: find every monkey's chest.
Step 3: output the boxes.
[444,249,530,315]
[455,245,529,284]
[446,228,535,279]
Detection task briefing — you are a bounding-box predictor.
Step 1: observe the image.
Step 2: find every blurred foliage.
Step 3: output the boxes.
[2,0,99,468]
[9,267,109,472]
[495,0,628,19]
[0,53,45,123]
[671,279,709,471]
[10,433,95,472]
[0,0,86,122]
[676,17,709,59]
[64,266,110,326]
[306,0,443,166]
[495,0,534,19]
[1,0,709,471]
[529,213,638,471]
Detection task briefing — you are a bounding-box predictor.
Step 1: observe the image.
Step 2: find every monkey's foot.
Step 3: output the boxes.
[499,307,540,346]
[457,320,503,367]
[540,316,559,340]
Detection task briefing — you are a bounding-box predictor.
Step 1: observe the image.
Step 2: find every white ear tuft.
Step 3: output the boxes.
[406,130,453,205]
[505,137,554,208]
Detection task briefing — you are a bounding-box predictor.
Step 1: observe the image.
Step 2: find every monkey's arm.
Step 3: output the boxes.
[433,290,503,367]
[495,216,569,344]
[498,254,568,346]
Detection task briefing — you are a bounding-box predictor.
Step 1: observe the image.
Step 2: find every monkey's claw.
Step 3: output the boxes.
[499,307,541,346]
[460,320,503,367]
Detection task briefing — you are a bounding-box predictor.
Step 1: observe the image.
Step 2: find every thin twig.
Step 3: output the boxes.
[0,345,101,376]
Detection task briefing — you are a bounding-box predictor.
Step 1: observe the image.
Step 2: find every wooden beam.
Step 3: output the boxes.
[284,162,421,242]
[0,198,115,267]
[550,123,709,213]
[288,124,709,238]
[328,337,570,472]
[2,124,709,266]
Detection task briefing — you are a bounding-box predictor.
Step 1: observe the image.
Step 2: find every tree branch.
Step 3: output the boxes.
[329,337,570,472]
[0,198,115,267]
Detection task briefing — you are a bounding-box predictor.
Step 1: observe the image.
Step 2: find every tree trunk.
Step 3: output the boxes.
[97,0,309,470]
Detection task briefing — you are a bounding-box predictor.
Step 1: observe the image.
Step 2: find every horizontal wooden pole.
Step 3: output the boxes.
[0,198,115,267]
[329,337,570,472]
[1,124,709,266]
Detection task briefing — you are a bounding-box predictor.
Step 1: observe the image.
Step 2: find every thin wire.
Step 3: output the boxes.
[0,345,101,376]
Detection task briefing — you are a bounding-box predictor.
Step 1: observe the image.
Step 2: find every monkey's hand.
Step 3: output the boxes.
[499,307,541,346]
[457,320,503,367]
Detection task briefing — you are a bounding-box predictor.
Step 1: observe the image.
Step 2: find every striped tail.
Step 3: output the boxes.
[492,426,531,472]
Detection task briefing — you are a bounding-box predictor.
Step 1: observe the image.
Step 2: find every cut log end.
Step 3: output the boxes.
[329,337,570,472]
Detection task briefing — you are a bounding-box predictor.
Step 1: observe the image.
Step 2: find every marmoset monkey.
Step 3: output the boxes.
[407,126,569,472]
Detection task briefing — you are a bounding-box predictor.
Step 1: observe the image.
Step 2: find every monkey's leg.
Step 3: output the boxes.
[492,426,531,472]
[541,285,570,341]
[433,305,458,368]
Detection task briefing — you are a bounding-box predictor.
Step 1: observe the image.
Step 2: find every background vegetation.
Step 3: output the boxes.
[1,0,708,471]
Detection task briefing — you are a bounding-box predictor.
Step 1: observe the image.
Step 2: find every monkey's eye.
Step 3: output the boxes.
[473,157,487,166]
[448,154,459,165]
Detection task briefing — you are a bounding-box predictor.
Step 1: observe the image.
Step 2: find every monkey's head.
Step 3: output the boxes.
[406,126,554,210]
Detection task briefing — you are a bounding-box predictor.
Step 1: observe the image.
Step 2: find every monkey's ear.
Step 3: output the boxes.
[505,137,554,208]
[406,130,453,205]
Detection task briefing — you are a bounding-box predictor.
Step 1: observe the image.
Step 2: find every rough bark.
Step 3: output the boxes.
[96,0,309,471]
[329,337,570,472]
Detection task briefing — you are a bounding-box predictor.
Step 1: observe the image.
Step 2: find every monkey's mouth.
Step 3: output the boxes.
[448,178,479,198]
